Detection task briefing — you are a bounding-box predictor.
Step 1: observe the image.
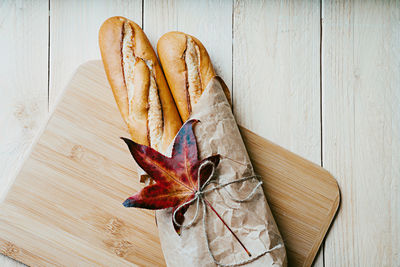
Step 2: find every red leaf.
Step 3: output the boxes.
[122,119,220,233]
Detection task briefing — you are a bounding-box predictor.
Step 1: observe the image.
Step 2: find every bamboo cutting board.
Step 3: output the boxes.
[0,61,339,267]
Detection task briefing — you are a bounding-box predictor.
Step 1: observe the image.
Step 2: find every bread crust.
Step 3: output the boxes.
[99,17,182,152]
[157,31,231,122]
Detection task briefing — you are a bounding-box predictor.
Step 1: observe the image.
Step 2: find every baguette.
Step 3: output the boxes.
[99,17,182,153]
[156,33,286,267]
[157,31,231,122]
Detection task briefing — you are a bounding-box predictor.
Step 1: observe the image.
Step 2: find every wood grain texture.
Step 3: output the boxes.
[144,0,233,90]
[322,1,400,266]
[0,1,48,265]
[233,1,323,266]
[49,0,142,108]
[0,61,338,266]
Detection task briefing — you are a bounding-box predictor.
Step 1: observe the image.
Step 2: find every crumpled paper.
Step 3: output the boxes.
[154,77,287,266]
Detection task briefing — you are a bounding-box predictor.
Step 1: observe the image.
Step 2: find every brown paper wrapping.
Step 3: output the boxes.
[154,77,286,266]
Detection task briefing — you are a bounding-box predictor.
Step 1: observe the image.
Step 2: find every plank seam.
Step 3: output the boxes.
[47,0,51,112]
[141,0,144,29]
[320,1,325,267]
[231,0,234,112]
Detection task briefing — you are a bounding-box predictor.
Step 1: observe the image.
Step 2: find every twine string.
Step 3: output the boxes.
[172,160,284,266]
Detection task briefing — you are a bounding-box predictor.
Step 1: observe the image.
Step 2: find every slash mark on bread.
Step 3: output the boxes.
[120,22,126,90]
[184,36,203,113]
[146,60,164,151]
[121,21,164,151]
[182,39,191,115]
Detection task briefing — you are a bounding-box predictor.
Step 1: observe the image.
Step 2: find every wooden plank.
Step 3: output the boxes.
[0,60,339,266]
[143,0,233,90]
[322,1,400,266]
[233,0,321,163]
[0,0,48,265]
[233,1,323,266]
[49,0,142,107]
[0,0,49,197]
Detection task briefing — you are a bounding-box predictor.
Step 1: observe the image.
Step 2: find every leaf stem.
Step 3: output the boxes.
[203,198,252,257]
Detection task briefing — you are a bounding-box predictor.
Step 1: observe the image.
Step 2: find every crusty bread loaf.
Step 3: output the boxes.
[99,17,182,153]
[157,31,231,122]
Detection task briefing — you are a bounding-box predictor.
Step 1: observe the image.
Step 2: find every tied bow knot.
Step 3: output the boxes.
[194,191,203,198]
[172,159,262,229]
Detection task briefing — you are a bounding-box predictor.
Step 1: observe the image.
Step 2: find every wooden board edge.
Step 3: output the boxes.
[304,181,340,267]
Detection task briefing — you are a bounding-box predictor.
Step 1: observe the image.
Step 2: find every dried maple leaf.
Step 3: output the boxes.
[121,119,220,234]
[121,119,252,256]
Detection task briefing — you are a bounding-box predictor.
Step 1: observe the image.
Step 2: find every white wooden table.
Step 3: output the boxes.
[0,1,398,266]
